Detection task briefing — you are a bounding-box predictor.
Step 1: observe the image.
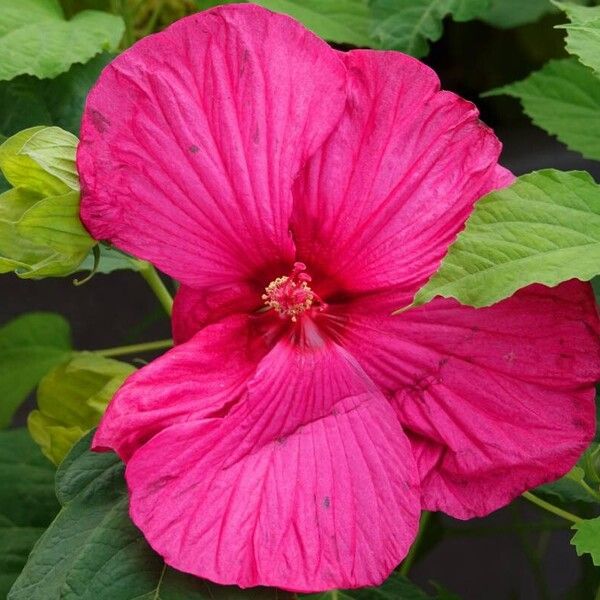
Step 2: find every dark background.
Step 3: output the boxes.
[2,12,599,600]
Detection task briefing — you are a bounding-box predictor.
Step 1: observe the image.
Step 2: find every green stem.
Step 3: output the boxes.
[522,491,583,524]
[139,263,173,316]
[116,0,135,48]
[399,510,431,577]
[95,339,173,358]
[141,0,165,37]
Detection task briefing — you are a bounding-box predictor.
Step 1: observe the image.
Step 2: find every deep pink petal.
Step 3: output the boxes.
[292,49,504,300]
[78,4,347,287]
[125,338,420,591]
[336,280,600,518]
[172,282,262,344]
[93,315,272,461]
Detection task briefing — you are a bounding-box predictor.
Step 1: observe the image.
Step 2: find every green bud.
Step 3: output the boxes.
[28,353,135,465]
[0,126,95,278]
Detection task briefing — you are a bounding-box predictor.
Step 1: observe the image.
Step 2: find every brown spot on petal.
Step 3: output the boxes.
[189,145,199,154]
[90,109,110,133]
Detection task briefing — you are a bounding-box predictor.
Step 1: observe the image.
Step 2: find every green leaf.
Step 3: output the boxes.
[194,0,239,9]
[255,0,371,46]
[538,466,600,504]
[0,0,63,36]
[76,244,145,274]
[0,53,113,137]
[485,59,600,161]
[304,572,457,599]
[0,77,52,137]
[572,516,600,565]
[409,169,600,310]
[0,428,60,597]
[8,432,292,600]
[475,0,552,28]
[555,2,600,76]
[28,353,135,465]
[0,313,72,428]
[17,191,93,254]
[46,53,113,134]
[369,0,488,57]
[19,126,79,190]
[0,127,94,277]
[0,188,92,277]
[0,127,71,196]
[0,0,123,81]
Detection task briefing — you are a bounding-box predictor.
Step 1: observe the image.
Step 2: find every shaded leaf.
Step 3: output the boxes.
[0,0,123,80]
[538,466,600,504]
[0,53,114,137]
[76,244,144,274]
[476,0,552,28]
[46,52,113,134]
[8,431,292,600]
[0,428,60,597]
[0,77,51,137]
[369,0,488,57]
[485,58,600,161]
[409,170,600,310]
[0,313,72,428]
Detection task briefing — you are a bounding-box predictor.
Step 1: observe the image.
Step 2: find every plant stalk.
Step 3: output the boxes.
[95,339,173,358]
[399,510,431,577]
[522,491,583,524]
[139,263,173,316]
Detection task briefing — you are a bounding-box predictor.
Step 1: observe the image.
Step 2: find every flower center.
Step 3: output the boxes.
[262,262,321,321]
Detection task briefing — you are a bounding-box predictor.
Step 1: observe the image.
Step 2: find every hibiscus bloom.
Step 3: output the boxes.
[78,3,600,592]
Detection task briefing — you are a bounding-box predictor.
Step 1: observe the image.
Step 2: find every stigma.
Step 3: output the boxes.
[262,262,323,321]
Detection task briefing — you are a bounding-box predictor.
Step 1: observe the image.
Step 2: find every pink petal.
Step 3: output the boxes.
[336,280,600,518]
[125,339,420,591]
[292,49,504,300]
[172,282,263,344]
[94,315,271,461]
[78,4,347,288]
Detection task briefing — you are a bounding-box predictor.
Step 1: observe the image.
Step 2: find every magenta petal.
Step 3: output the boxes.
[292,49,504,297]
[125,340,420,591]
[338,281,600,518]
[78,4,347,287]
[93,315,270,461]
[172,282,262,344]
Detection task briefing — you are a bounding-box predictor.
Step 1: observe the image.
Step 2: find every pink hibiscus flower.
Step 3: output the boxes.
[78,3,600,593]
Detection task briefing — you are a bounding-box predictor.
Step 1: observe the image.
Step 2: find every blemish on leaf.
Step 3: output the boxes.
[90,109,110,133]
